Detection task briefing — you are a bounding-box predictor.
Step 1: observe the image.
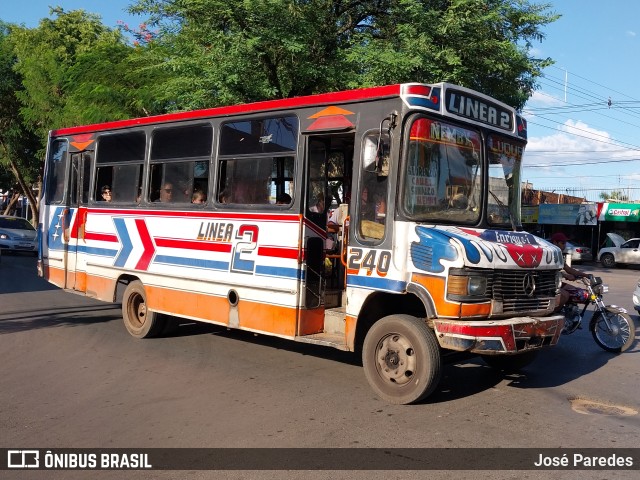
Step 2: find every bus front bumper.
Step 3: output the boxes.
[432,315,565,354]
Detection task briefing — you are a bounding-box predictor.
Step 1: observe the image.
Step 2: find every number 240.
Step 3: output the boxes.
[348,248,391,275]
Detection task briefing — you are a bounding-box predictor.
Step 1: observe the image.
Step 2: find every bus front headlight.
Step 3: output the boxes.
[448,274,487,298]
[468,276,487,295]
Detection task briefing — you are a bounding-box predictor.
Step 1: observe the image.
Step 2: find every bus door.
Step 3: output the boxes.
[67,151,93,291]
[303,134,354,310]
[346,129,392,294]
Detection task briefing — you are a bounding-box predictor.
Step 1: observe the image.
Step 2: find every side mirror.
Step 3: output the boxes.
[362,133,390,176]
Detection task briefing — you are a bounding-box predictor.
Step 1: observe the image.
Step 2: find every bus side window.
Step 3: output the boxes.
[217,156,294,206]
[358,133,389,241]
[44,140,68,204]
[149,123,213,205]
[95,166,114,201]
[217,116,298,207]
[95,131,145,204]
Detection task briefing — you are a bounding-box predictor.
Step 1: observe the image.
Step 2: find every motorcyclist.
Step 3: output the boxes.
[550,232,590,309]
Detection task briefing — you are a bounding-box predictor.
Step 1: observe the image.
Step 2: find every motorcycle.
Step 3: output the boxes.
[560,275,635,353]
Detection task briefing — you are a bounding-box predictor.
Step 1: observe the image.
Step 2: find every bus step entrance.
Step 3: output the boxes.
[294,332,349,351]
[295,306,348,351]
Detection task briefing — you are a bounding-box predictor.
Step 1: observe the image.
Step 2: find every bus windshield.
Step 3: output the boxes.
[402,116,481,223]
[402,116,525,229]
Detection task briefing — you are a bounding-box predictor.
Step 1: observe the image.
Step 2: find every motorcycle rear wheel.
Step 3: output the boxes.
[591,310,635,353]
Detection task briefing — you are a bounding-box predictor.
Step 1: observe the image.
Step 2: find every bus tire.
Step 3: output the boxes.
[362,314,442,405]
[122,280,165,338]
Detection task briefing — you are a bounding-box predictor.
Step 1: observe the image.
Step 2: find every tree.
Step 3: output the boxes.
[599,190,629,202]
[4,9,159,221]
[0,22,41,221]
[128,0,559,110]
[10,8,142,139]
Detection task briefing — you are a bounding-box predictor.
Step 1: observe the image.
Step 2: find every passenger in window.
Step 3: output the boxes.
[360,187,375,221]
[159,182,174,203]
[218,189,230,204]
[192,190,206,204]
[375,196,386,222]
[180,181,193,202]
[233,183,253,203]
[101,185,112,202]
[310,192,325,213]
[325,207,341,252]
[276,193,292,205]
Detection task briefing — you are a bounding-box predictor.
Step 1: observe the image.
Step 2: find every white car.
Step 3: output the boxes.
[598,232,640,268]
[633,279,640,313]
[565,241,593,263]
[0,215,38,255]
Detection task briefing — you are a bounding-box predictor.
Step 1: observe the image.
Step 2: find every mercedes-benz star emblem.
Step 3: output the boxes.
[522,273,536,297]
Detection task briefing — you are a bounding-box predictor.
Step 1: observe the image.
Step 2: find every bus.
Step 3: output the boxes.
[38,82,565,404]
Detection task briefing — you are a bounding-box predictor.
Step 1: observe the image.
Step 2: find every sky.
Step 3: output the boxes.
[1,1,640,202]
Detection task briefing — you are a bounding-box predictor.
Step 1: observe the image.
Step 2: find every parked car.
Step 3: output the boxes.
[564,241,593,263]
[598,232,640,268]
[633,279,640,313]
[0,215,38,254]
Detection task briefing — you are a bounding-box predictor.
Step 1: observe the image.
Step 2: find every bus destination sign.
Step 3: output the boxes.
[445,89,513,131]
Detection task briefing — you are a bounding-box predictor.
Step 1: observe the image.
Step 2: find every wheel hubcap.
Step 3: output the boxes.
[376,334,416,385]
[130,294,146,327]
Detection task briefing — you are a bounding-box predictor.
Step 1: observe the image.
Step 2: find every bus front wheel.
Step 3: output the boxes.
[362,315,442,405]
[122,280,165,338]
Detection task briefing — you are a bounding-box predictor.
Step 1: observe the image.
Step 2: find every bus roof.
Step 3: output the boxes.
[51,84,403,137]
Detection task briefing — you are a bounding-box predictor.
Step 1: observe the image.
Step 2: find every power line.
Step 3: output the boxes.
[525,66,640,149]
[526,119,640,152]
[524,156,640,168]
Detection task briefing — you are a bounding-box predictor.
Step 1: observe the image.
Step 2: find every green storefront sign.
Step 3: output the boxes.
[599,203,640,222]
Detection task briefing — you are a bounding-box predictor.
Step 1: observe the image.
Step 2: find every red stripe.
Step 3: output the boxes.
[155,237,233,252]
[302,218,327,238]
[404,85,432,96]
[257,246,299,259]
[52,85,401,136]
[135,219,155,271]
[69,208,82,239]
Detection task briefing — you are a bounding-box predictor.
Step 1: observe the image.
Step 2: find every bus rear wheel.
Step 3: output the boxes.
[362,315,442,405]
[122,280,165,338]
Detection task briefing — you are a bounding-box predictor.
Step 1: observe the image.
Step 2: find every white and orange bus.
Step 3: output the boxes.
[38,82,565,404]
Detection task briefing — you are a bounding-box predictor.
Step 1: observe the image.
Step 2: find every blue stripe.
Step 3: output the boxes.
[255,265,302,279]
[347,275,406,292]
[406,96,439,110]
[113,218,132,267]
[47,245,119,257]
[76,245,119,257]
[154,255,229,271]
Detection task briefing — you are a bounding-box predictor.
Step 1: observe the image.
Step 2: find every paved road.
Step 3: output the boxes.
[1,254,638,479]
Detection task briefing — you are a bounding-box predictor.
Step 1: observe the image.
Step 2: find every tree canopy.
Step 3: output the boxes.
[128,0,558,110]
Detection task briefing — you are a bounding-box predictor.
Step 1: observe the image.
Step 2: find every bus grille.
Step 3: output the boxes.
[489,269,557,314]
